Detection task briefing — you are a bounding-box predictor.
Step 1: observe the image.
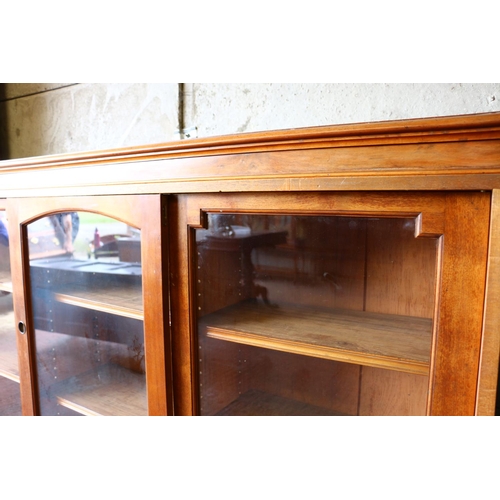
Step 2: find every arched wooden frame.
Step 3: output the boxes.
[7,195,171,416]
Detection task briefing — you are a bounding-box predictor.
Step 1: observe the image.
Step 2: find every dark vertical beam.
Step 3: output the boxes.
[0,84,10,160]
[178,83,185,138]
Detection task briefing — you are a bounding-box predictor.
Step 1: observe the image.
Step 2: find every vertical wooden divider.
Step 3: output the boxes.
[476,189,500,415]
[141,195,172,415]
[168,194,198,416]
[6,199,38,415]
[429,192,491,415]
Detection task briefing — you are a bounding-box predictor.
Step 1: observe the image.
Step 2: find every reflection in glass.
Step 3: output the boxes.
[0,210,22,416]
[195,214,438,416]
[27,212,146,416]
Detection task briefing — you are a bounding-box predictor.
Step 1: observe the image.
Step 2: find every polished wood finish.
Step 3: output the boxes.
[55,364,147,416]
[476,190,500,415]
[171,190,490,415]
[428,193,490,415]
[1,113,500,197]
[1,112,500,415]
[215,389,345,416]
[5,198,37,415]
[204,302,432,375]
[2,112,500,170]
[6,195,171,416]
[358,368,428,416]
[53,283,143,320]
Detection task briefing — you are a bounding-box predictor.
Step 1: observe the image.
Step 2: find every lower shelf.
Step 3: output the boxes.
[0,297,19,382]
[0,270,12,294]
[0,375,22,416]
[204,301,432,375]
[55,363,147,416]
[216,389,346,416]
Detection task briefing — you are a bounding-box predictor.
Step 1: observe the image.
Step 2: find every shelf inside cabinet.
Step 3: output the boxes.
[203,301,432,375]
[55,363,147,416]
[0,306,19,382]
[0,376,22,416]
[0,270,12,294]
[216,389,346,416]
[53,283,143,320]
[29,257,143,320]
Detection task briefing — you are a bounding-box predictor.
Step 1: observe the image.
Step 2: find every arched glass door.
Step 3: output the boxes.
[26,211,146,416]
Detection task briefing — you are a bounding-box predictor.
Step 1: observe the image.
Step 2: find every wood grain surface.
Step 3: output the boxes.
[204,301,432,375]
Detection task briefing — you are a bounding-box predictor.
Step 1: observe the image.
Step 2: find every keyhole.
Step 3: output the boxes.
[18,321,26,334]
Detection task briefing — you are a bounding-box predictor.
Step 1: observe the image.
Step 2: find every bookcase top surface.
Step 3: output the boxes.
[1,111,500,196]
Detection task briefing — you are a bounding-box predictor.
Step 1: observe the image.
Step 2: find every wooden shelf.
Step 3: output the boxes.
[216,389,345,416]
[55,363,147,416]
[0,376,22,416]
[0,270,12,294]
[203,301,432,375]
[53,283,143,320]
[0,304,19,382]
[29,257,143,320]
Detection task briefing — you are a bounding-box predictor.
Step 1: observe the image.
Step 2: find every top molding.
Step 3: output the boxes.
[1,112,500,196]
[2,112,500,171]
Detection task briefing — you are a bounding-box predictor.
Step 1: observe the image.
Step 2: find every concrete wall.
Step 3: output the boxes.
[0,83,179,159]
[1,83,499,160]
[191,83,500,137]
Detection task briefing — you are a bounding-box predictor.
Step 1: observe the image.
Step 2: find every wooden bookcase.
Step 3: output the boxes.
[1,112,500,416]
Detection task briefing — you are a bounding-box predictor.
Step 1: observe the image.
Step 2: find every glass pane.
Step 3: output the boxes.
[27,212,146,416]
[0,209,22,416]
[194,213,437,416]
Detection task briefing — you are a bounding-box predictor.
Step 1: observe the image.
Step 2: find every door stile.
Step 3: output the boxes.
[428,192,491,415]
[7,199,39,415]
[476,189,500,415]
[140,195,172,415]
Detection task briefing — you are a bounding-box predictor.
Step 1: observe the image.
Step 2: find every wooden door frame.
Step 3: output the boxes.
[7,195,172,416]
[170,191,491,416]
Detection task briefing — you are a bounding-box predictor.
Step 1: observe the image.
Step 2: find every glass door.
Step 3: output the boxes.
[0,206,22,415]
[27,211,145,415]
[171,191,490,416]
[13,195,170,416]
[193,213,437,416]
